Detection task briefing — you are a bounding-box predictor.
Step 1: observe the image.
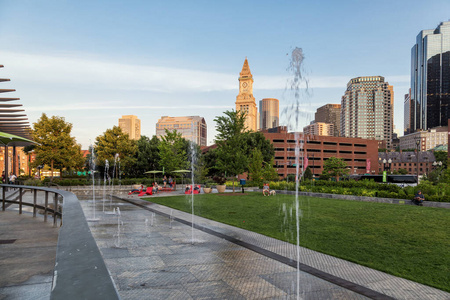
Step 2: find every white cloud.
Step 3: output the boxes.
[0,51,236,92]
[2,51,409,94]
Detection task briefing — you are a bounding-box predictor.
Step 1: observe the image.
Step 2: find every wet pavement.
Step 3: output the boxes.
[0,210,58,300]
[80,193,450,300]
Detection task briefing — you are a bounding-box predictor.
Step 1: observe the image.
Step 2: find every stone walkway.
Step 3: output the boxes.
[0,210,58,300]
[80,194,450,300]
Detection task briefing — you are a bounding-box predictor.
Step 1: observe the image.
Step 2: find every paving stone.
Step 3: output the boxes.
[81,197,450,300]
[223,275,288,299]
[115,266,199,290]
[183,280,246,300]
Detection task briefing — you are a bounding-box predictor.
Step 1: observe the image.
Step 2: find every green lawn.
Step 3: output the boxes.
[146,192,450,292]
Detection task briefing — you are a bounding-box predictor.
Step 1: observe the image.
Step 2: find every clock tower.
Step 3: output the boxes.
[235,58,257,131]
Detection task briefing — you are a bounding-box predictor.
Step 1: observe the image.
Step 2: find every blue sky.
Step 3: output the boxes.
[1,0,449,148]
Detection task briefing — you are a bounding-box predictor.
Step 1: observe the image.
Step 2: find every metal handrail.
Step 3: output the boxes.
[1,184,62,227]
[1,184,120,299]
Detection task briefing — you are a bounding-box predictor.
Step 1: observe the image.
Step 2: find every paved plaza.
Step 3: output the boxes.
[1,189,449,299]
[80,193,449,300]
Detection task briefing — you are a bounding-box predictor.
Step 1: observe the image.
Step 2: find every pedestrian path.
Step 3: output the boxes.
[81,196,450,300]
[0,210,58,300]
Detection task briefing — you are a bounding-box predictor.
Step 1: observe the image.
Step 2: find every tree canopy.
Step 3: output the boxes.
[158,129,188,174]
[95,126,137,177]
[32,113,84,179]
[214,110,249,190]
[128,135,160,177]
[322,157,349,181]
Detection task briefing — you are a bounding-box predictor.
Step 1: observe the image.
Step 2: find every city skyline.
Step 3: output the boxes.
[0,1,449,148]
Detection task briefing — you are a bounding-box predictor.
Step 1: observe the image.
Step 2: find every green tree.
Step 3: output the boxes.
[95,126,137,178]
[322,157,349,182]
[248,148,264,185]
[244,131,275,163]
[158,129,188,174]
[303,166,313,180]
[398,168,408,175]
[128,135,160,177]
[263,158,279,182]
[434,151,448,168]
[215,109,247,141]
[214,110,248,192]
[32,113,84,180]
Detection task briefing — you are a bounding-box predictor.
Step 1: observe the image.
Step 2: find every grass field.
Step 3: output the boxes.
[146,192,450,292]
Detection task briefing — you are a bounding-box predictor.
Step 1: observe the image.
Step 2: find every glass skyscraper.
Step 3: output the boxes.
[410,21,450,133]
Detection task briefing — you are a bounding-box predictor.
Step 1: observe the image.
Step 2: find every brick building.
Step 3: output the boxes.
[262,127,379,179]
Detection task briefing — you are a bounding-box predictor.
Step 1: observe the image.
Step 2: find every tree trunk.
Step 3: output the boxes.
[232,177,235,193]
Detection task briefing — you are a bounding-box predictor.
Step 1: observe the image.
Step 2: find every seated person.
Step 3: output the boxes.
[413,190,425,206]
[129,184,144,194]
[185,185,191,192]
[262,183,270,196]
[152,182,161,193]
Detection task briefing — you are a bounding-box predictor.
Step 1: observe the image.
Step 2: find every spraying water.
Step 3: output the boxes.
[87,145,100,222]
[103,159,109,212]
[282,47,311,299]
[190,122,196,244]
[114,207,123,247]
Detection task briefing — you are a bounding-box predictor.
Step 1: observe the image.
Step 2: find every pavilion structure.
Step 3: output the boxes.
[0,65,35,181]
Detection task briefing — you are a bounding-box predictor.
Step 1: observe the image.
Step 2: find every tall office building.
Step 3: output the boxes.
[314,104,341,136]
[236,58,258,131]
[341,76,394,149]
[118,115,141,140]
[404,89,412,135]
[156,116,207,146]
[410,21,450,133]
[259,98,279,130]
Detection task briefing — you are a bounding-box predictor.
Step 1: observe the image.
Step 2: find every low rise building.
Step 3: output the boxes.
[399,127,448,151]
[262,126,379,179]
[303,122,334,136]
[378,151,436,177]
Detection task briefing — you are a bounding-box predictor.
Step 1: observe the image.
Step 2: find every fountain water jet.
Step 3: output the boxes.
[189,122,197,245]
[282,47,312,299]
[102,159,109,212]
[114,207,123,247]
[87,144,100,222]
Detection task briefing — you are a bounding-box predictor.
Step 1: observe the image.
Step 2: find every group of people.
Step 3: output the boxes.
[162,175,174,188]
[1,171,16,184]
[129,177,178,195]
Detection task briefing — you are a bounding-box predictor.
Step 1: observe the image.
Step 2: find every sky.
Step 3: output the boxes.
[0,0,449,149]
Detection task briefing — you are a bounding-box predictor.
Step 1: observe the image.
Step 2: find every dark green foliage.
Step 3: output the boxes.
[322,157,349,181]
[303,167,313,180]
[95,126,138,178]
[128,135,160,177]
[32,113,85,180]
[158,129,188,174]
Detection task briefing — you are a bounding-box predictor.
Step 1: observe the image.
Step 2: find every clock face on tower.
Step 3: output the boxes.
[242,82,248,88]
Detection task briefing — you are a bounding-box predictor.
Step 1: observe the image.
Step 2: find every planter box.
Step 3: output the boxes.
[203,187,212,194]
[216,185,226,193]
